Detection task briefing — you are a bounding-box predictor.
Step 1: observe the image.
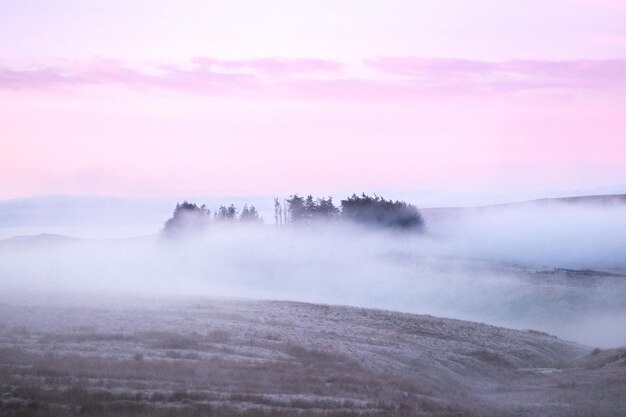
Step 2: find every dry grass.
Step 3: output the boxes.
[0,298,624,417]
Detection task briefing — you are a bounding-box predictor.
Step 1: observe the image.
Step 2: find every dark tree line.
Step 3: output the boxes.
[215,204,260,222]
[285,195,339,224]
[285,194,424,230]
[162,201,211,234]
[163,193,424,235]
[283,193,424,230]
[240,204,260,222]
[216,204,237,221]
[340,194,424,230]
[162,201,261,234]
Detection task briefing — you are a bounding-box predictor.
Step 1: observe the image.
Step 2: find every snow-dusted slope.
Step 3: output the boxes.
[1,296,623,416]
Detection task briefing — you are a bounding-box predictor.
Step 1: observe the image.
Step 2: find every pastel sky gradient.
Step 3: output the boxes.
[1,0,625,199]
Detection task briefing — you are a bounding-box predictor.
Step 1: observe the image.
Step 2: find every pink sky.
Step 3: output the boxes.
[1,0,625,199]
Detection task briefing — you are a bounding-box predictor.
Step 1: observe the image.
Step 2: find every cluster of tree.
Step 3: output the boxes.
[282,193,424,230]
[163,193,424,235]
[214,204,261,223]
[339,194,424,230]
[162,201,211,234]
[239,204,261,222]
[216,204,237,221]
[285,195,340,224]
[162,201,261,234]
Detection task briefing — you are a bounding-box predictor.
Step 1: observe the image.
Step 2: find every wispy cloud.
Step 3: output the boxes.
[0,57,345,97]
[1,57,625,99]
[365,57,626,94]
[191,57,343,74]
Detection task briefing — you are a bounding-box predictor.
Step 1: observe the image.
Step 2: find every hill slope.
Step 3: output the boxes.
[1,296,624,416]
[421,193,626,222]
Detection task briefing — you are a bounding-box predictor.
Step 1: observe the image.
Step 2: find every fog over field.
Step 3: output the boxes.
[2,196,625,347]
[3,1,626,414]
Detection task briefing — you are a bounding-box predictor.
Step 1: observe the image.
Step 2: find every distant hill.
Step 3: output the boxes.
[421,194,626,222]
[0,233,77,249]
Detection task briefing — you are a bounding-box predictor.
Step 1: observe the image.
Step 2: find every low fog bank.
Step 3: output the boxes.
[423,200,626,270]
[0,195,275,240]
[1,203,626,347]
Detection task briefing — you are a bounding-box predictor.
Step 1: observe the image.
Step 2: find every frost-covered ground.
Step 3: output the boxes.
[1,295,625,417]
[1,198,625,415]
